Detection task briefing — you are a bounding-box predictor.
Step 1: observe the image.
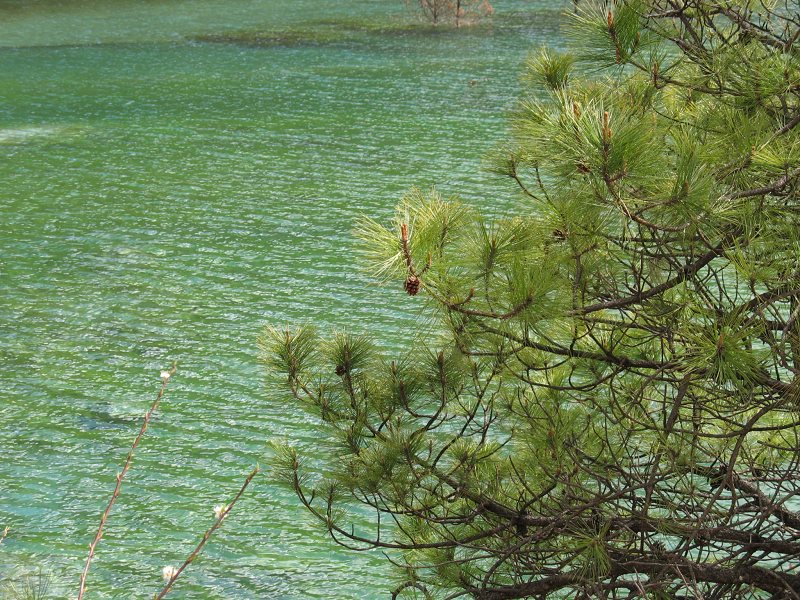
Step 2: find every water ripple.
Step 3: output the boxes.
[0,2,565,597]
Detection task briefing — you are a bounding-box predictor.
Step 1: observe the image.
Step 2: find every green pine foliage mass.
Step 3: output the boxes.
[264,2,800,598]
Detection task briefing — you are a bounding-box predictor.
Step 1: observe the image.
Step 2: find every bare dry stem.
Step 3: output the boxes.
[77,365,177,600]
[154,465,261,599]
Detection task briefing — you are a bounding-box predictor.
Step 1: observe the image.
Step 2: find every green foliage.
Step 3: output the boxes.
[265,2,800,598]
[2,570,51,600]
[356,187,468,282]
[525,48,576,90]
[259,325,318,381]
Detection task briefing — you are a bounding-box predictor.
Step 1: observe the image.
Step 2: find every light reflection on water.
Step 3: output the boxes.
[0,1,565,597]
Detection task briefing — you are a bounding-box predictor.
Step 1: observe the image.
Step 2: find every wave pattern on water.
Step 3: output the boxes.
[0,2,566,598]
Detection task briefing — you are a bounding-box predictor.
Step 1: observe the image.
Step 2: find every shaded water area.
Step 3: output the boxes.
[0,1,565,597]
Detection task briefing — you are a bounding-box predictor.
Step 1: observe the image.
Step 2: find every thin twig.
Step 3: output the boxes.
[77,366,176,600]
[775,111,800,137]
[400,223,414,272]
[154,465,261,599]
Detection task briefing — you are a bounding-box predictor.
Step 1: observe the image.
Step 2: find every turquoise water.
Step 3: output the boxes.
[0,2,565,597]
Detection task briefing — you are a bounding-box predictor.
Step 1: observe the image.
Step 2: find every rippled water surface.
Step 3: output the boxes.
[0,1,565,597]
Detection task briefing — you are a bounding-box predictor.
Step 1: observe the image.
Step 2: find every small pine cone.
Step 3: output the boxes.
[404,275,420,296]
[335,364,346,376]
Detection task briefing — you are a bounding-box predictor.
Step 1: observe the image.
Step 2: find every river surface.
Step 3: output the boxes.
[0,1,565,597]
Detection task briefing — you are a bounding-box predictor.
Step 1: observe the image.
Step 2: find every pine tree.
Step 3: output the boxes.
[264,2,800,598]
